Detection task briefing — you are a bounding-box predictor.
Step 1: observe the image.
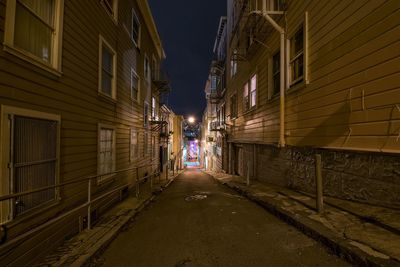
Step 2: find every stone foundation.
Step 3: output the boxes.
[235,143,400,208]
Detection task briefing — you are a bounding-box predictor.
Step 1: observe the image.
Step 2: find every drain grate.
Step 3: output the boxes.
[185,194,208,201]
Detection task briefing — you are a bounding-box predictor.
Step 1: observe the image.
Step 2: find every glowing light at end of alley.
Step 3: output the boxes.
[188,116,195,123]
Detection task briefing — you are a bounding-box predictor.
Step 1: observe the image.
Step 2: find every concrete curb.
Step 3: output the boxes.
[74,171,183,267]
[208,173,400,267]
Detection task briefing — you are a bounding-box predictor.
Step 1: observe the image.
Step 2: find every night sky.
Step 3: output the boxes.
[148,1,226,121]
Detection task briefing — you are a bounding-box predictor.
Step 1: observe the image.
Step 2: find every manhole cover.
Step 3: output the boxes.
[185,194,208,201]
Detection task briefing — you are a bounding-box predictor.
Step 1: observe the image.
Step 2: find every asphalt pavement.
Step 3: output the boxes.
[98,169,350,267]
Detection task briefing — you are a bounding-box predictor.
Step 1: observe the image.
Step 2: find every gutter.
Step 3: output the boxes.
[251,10,286,147]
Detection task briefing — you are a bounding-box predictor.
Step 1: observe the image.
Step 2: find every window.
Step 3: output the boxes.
[99,36,117,99]
[243,83,249,111]
[4,0,64,73]
[98,125,116,183]
[230,94,237,119]
[1,107,60,223]
[151,97,156,119]
[131,68,139,101]
[250,74,257,108]
[273,51,280,95]
[230,50,238,77]
[144,102,149,127]
[290,26,304,85]
[144,55,151,84]
[131,7,140,45]
[243,74,257,111]
[143,132,149,156]
[130,129,138,161]
[101,0,117,20]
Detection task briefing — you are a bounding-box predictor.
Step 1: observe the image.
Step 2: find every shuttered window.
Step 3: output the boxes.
[131,68,139,101]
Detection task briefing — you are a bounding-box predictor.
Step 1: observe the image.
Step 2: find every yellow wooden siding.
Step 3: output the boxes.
[0,0,163,264]
[227,0,400,153]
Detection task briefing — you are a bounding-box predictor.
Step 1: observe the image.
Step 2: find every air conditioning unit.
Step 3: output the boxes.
[207,136,215,142]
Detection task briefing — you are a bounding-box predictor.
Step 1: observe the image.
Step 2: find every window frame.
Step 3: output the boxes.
[3,0,65,75]
[129,128,139,162]
[131,6,141,47]
[97,123,116,184]
[288,23,306,87]
[100,0,118,22]
[268,50,281,99]
[0,105,61,224]
[98,35,117,100]
[131,68,140,102]
[151,96,156,120]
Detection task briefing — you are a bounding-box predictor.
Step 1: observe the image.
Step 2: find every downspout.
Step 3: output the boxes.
[251,11,286,147]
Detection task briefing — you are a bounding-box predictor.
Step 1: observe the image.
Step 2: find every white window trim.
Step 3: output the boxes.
[100,0,118,22]
[250,73,257,108]
[288,12,309,88]
[268,50,280,100]
[98,35,117,100]
[131,68,140,102]
[131,7,141,48]
[129,128,139,162]
[3,0,64,76]
[97,123,116,184]
[0,105,61,224]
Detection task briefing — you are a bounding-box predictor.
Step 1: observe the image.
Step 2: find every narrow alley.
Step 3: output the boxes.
[97,170,349,267]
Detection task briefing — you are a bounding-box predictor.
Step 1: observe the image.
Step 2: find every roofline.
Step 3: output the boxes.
[138,1,166,59]
[213,16,227,53]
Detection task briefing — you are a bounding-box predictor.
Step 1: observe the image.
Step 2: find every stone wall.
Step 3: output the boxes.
[237,143,400,208]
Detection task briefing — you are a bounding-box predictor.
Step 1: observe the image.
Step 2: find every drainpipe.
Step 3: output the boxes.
[252,11,286,147]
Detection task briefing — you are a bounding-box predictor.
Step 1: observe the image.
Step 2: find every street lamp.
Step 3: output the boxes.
[188,116,195,123]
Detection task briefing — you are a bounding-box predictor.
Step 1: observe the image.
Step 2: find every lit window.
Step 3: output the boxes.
[1,107,60,223]
[98,126,115,183]
[131,68,139,101]
[151,97,156,119]
[99,36,116,99]
[130,129,138,161]
[273,51,280,95]
[250,74,257,107]
[230,50,238,77]
[290,26,304,85]
[131,7,140,45]
[4,0,64,72]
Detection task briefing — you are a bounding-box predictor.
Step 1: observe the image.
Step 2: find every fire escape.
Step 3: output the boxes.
[151,68,171,145]
[230,0,286,61]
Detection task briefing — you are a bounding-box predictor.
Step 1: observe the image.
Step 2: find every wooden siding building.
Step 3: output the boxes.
[0,0,166,265]
[221,0,400,207]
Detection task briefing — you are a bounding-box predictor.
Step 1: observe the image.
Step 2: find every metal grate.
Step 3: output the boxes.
[13,116,57,217]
